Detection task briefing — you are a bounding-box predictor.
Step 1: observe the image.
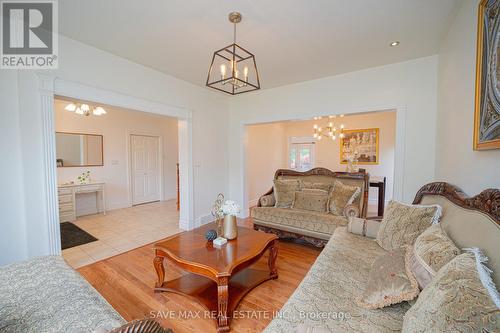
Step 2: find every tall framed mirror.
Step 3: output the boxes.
[55,132,103,167]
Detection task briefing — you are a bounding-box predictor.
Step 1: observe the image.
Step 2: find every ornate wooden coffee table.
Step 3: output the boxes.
[153,223,279,332]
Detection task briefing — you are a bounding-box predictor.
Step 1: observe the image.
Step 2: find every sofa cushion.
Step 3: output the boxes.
[251,207,346,236]
[259,194,276,207]
[376,201,442,251]
[263,228,411,333]
[0,256,124,333]
[410,224,460,289]
[357,247,419,309]
[329,180,361,216]
[301,181,332,192]
[291,191,329,213]
[413,224,460,274]
[274,179,302,208]
[402,250,500,333]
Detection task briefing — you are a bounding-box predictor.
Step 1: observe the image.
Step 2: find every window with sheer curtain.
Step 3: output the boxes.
[289,138,315,171]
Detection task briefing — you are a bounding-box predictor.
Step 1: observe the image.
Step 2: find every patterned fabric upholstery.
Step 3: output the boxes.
[301,181,333,193]
[259,194,276,207]
[409,224,460,289]
[356,247,419,309]
[291,191,329,213]
[263,228,411,333]
[273,179,301,208]
[0,256,125,333]
[402,252,500,332]
[376,201,442,251]
[413,224,460,274]
[328,180,361,216]
[251,207,346,236]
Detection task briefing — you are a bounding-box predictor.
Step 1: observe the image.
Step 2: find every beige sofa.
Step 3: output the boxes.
[252,168,369,247]
[263,182,500,332]
[0,256,125,333]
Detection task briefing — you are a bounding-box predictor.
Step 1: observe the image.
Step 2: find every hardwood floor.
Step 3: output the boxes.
[78,219,322,333]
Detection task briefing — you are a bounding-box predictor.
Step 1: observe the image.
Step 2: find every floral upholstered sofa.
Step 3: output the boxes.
[263,182,500,332]
[0,255,125,333]
[252,168,369,247]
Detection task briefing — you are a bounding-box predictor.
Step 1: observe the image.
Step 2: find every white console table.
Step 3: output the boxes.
[58,182,106,223]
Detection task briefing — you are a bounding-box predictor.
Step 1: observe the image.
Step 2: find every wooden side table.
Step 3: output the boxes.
[369,176,386,217]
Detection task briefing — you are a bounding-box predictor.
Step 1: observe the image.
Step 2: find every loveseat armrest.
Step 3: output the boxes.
[257,187,274,207]
[259,193,276,207]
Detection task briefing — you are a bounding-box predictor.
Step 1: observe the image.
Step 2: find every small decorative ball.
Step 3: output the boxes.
[205,229,218,241]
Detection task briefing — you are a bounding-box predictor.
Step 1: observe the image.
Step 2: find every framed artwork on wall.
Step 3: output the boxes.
[474,0,500,150]
[340,128,379,165]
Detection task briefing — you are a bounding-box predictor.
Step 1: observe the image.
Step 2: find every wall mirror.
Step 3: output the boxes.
[56,132,103,167]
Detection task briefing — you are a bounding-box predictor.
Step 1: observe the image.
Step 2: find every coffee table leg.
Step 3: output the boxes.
[153,254,165,290]
[216,276,230,332]
[268,240,279,279]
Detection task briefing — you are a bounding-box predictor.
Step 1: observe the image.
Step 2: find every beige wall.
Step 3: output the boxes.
[436,0,500,193]
[246,110,396,205]
[55,98,179,211]
[246,122,287,204]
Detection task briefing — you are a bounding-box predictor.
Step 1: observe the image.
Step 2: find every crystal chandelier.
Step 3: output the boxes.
[206,12,260,95]
[313,115,346,140]
[64,102,107,116]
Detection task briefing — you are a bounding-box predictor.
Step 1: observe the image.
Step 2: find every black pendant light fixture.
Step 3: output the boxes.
[206,12,261,95]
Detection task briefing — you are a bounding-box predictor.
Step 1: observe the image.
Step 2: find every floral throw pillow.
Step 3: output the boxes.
[291,191,329,213]
[273,179,301,208]
[402,250,500,333]
[376,201,442,251]
[357,247,419,309]
[328,180,361,216]
[408,224,460,289]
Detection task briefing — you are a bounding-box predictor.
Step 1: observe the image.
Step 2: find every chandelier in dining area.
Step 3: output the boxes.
[64,102,107,117]
[206,12,261,95]
[312,115,346,140]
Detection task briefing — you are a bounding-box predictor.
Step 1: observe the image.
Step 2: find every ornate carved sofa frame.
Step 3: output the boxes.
[262,182,500,332]
[252,167,370,247]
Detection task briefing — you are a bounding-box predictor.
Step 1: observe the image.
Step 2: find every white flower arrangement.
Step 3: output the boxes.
[221,200,241,216]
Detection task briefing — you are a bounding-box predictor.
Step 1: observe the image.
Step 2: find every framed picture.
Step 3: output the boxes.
[340,128,379,165]
[474,0,500,150]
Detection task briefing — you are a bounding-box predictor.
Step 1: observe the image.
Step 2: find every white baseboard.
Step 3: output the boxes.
[195,213,215,228]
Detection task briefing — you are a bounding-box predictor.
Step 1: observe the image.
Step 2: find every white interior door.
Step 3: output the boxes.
[131,135,161,205]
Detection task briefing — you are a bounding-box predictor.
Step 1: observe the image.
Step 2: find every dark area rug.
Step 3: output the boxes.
[60,222,98,250]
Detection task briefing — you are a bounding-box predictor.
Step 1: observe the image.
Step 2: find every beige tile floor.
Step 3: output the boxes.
[62,200,182,269]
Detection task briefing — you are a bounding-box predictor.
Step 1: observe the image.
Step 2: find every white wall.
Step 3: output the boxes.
[0,71,28,264]
[230,56,438,217]
[436,0,500,193]
[245,111,396,206]
[246,122,287,205]
[55,99,179,211]
[0,35,229,265]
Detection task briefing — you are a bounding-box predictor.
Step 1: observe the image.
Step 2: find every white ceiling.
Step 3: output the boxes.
[59,0,461,90]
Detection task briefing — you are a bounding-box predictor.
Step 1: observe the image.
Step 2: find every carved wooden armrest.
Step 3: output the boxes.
[257,187,274,207]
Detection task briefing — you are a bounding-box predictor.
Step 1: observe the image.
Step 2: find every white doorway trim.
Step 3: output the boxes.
[38,74,195,256]
[239,106,406,218]
[128,134,163,206]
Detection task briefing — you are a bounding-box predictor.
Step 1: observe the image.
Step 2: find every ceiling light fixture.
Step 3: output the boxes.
[390,41,400,47]
[65,102,107,117]
[313,115,346,140]
[206,12,260,95]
